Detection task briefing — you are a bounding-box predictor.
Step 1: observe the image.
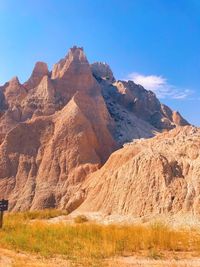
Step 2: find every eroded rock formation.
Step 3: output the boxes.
[77,126,200,217]
[0,46,192,213]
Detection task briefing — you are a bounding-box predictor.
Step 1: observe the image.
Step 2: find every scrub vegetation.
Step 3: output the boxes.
[0,211,200,266]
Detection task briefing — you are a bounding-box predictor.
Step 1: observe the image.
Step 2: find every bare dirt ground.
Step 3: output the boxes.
[107,255,200,267]
[1,248,200,267]
[0,248,70,267]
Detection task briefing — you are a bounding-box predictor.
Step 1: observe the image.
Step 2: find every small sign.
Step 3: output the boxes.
[0,199,8,212]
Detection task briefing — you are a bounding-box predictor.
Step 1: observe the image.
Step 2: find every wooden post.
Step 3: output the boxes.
[0,211,3,228]
[0,199,8,229]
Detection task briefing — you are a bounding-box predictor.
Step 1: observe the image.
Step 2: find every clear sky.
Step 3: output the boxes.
[0,0,199,125]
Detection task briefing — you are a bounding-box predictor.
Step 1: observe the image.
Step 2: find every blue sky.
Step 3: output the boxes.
[0,0,199,125]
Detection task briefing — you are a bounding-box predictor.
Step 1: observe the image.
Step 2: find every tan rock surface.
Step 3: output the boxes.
[23,61,49,90]
[0,88,116,210]
[0,46,192,212]
[3,77,27,107]
[77,126,200,217]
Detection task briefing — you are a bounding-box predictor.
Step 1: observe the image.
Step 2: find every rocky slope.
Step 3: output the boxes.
[91,62,188,143]
[77,126,200,217]
[0,46,191,212]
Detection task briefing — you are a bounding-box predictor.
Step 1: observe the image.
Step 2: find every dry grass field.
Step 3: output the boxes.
[0,210,200,266]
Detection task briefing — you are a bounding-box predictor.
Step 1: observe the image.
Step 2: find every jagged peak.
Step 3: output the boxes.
[69,46,87,61]
[70,45,84,51]
[51,46,89,79]
[32,61,49,75]
[91,62,115,82]
[172,110,189,126]
[23,61,49,90]
[8,76,20,86]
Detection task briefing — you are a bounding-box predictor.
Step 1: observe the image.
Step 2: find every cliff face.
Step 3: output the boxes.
[0,47,116,211]
[0,92,116,211]
[77,126,200,217]
[0,46,191,212]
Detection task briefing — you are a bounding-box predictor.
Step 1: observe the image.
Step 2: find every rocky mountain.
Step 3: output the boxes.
[91,62,188,143]
[0,46,192,213]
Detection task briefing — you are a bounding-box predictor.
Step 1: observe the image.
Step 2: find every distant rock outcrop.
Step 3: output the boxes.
[101,80,188,132]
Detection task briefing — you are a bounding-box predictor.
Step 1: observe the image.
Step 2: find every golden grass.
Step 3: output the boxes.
[0,212,200,266]
[11,209,68,220]
[74,215,88,224]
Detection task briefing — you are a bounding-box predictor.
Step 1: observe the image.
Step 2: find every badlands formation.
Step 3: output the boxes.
[0,46,198,219]
[78,126,200,217]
